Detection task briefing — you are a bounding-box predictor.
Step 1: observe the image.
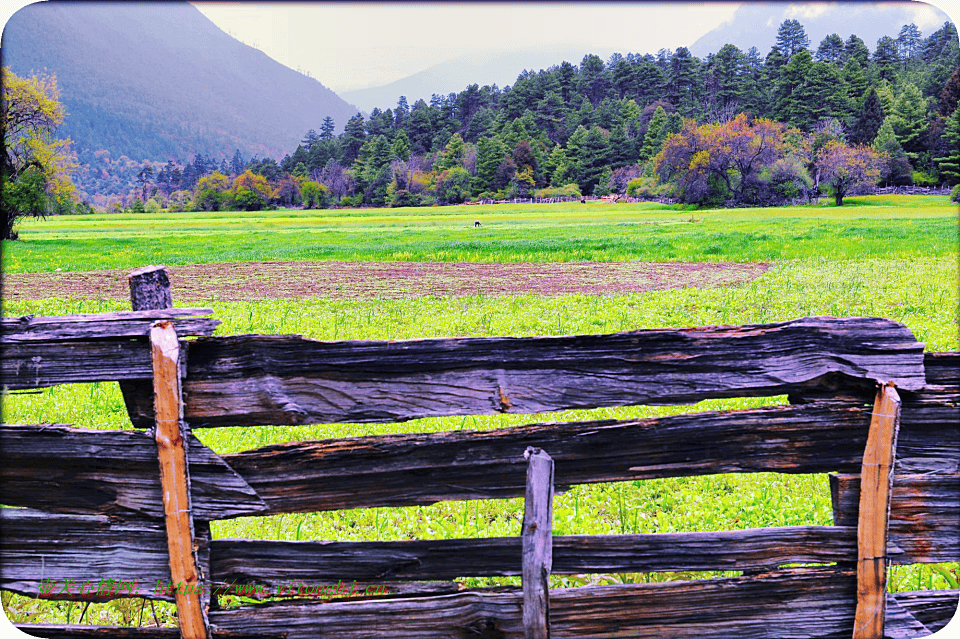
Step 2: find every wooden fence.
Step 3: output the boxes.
[1,266,957,638]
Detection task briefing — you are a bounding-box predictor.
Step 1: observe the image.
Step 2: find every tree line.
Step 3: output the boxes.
[156,19,957,211]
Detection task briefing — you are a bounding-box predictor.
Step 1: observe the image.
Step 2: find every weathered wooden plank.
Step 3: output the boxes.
[0,309,219,343]
[892,589,960,634]
[0,509,210,603]
[223,402,871,515]
[0,424,266,520]
[522,448,552,639]
[150,321,209,639]
[2,340,158,390]
[209,569,861,639]
[831,473,959,564]
[180,317,925,426]
[209,526,859,586]
[854,383,901,639]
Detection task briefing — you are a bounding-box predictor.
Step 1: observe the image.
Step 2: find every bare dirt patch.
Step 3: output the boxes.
[3,261,770,303]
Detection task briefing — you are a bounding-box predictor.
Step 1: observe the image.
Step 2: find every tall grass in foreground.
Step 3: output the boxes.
[2,257,958,625]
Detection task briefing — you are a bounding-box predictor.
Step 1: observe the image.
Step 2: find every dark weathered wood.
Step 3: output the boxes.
[881,597,934,638]
[0,310,219,342]
[2,340,157,390]
[150,321,209,639]
[831,473,959,564]
[209,569,863,638]
[892,589,960,633]
[896,353,960,475]
[180,317,925,427]
[522,448,552,639]
[223,402,872,515]
[0,509,210,603]
[129,265,173,311]
[854,383,901,639]
[0,424,266,519]
[209,526,859,586]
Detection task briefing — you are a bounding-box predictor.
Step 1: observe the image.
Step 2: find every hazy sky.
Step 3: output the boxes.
[189,2,743,92]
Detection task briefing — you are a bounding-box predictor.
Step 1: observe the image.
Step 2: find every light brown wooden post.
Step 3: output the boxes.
[522,447,553,639]
[853,382,901,639]
[151,320,209,639]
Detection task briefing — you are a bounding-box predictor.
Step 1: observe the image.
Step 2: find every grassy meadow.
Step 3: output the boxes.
[2,195,956,272]
[2,195,958,625]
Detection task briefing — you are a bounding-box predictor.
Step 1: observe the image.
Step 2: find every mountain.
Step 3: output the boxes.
[340,46,621,113]
[1,1,362,162]
[689,2,953,58]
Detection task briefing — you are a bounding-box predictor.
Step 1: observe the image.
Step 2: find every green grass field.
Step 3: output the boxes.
[2,195,956,273]
[2,195,958,625]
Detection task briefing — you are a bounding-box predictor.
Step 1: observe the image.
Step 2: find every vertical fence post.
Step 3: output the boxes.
[129,266,209,639]
[853,382,901,639]
[523,447,554,639]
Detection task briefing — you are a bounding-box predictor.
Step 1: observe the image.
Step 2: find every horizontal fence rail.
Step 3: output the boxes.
[2,270,957,639]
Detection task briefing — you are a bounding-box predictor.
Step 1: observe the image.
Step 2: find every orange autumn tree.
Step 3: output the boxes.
[654,113,797,206]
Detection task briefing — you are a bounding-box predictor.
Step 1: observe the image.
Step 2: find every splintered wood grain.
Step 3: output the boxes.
[209,526,858,586]
[222,402,872,515]
[853,383,901,639]
[0,424,265,519]
[177,317,924,427]
[831,473,959,564]
[150,322,208,639]
[0,509,211,603]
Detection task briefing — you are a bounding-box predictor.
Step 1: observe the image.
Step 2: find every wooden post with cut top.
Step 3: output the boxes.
[522,447,554,639]
[131,266,209,639]
[852,382,901,639]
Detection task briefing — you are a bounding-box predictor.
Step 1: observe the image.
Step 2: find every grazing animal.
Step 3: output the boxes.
[474,220,482,227]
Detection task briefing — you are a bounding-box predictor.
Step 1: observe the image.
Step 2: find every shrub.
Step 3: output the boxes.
[535,184,582,198]
[339,194,362,208]
[951,184,960,204]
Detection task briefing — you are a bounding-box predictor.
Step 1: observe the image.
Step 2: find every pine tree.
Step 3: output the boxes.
[844,35,870,66]
[873,117,913,185]
[815,34,845,64]
[851,89,885,145]
[230,149,245,176]
[301,129,320,150]
[934,108,960,184]
[873,36,900,82]
[776,19,810,58]
[390,130,411,162]
[320,116,336,140]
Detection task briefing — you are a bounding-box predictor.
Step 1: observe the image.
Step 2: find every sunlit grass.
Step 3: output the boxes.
[3,196,956,273]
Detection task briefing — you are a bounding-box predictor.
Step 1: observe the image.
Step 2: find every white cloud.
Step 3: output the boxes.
[785,3,834,20]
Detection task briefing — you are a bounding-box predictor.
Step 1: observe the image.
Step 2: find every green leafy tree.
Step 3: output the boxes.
[230,170,272,211]
[435,166,472,203]
[194,171,231,211]
[1,67,77,239]
[300,180,329,208]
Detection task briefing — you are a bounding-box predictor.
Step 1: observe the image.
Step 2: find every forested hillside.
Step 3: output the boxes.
[1,1,359,168]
